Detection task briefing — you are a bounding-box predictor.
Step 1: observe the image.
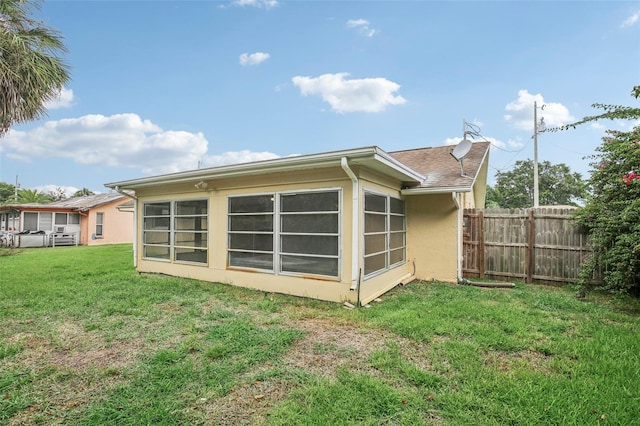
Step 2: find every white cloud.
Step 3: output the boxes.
[2,113,207,175]
[1,113,285,179]
[347,18,376,37]
[239,52,270,66]
[35,185,81,198]
[504,90,574,131]
[230,0,279,9]
[622,10,640,28]
[201,150,280,167]
[44,87,74,109]
[291,72,406,113]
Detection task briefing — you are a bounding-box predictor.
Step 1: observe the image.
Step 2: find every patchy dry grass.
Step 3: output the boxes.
[1,244,640,425]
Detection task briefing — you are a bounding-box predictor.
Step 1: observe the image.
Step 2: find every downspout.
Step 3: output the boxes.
[452,191,462,283]
[115,186,138,267]
[341,158,360,295]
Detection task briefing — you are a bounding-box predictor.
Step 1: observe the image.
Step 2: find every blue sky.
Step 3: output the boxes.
[1,0,639,196]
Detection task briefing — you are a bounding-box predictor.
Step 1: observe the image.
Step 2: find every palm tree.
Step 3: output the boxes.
[0,0,71,136]
[73,188,94,197]
[17,188,53,204]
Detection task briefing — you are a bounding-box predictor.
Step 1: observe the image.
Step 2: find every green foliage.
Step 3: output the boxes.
[565,86,640,295]
[0,181,16,204]
[488,159,587,208]
[0,0,71,135]
[73,188,94,197]
[16,188,53,204]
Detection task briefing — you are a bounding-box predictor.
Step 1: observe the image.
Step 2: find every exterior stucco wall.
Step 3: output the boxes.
[132,166,414,303]
[406,193,458,283]
[85,200,133,246]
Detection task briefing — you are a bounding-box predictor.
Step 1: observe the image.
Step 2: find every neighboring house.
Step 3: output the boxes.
[104,143,489,304]
[0,193,134,247]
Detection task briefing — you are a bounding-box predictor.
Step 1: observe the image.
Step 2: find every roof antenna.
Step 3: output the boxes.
[450,119,475,176]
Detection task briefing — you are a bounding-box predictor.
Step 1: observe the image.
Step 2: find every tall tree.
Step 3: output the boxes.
[0,0,70,136]
[488,159,587,208]
[0,181,16,204]
[17,188,52,203]
[73,188,94,197]
[561,86,640,295]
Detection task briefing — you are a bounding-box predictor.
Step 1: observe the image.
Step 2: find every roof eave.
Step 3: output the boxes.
[401,186,472,195]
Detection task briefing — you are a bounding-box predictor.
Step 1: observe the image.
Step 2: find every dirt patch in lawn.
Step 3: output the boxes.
[204,315,432,425]
[484,349,553,374]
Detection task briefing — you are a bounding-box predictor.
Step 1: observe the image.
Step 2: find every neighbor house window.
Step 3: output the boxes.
[228,189,340,278]
[95,212,104,238]
[142,199,208,264]
[364,192,406,277]
[22,212,53,232]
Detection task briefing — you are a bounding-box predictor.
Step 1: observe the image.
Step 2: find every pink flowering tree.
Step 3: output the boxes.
[562,87,640,295]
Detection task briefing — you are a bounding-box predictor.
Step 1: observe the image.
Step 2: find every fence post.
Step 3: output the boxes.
[526,209,535,284]
[478,210,485,279]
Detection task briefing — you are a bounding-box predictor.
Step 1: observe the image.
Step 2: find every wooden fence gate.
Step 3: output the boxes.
[462,208,595,284]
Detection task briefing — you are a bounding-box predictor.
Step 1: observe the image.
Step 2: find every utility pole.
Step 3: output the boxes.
[533,102,539,208]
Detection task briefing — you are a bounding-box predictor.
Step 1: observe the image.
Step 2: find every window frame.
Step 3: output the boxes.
[95,212,104,239]
[227,188,342,280]
[363,191,406,279]
[142,199,208,265]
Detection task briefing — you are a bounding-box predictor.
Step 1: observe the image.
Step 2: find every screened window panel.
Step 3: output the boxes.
[365,234,386,255]
[175,216,207,231]
[281,255,338,277]
[229,251,273,270]
[365,194,386,212]
[175,248,207,263]
[55,213,67,225]
[144,217,170,230]
[364,253,386,276]
[145,203,170,216]
[144,245,170,260]
[229,215,273,232]
[39,212,52,231]
[144,231,170,245]
[176,200,207,215]
[280,214,338,234]
[69,214,80,225]
[390,197,405,214]
[281,235,338,256]
[175,232,207,248]
[389,232,405,249]
[23,212,37,231]
[229,195,274,214]
[281,191,339,212]
[390,248,405,265]
[364,213,386,233]
[229,233,273,251]
[390,215,405,232]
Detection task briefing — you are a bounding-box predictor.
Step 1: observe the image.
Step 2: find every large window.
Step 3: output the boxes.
[228,190,340,278]
[23,212,52,232]
[142,199,208,264]
[364,192,406,277]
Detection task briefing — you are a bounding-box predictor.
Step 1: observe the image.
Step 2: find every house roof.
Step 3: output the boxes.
[104,146,426,190]
[103,143,490,195]
[0,193,127,212]
[390,141,490,194]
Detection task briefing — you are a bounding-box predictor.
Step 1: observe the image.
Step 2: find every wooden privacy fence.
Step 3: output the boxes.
[462,208,595,284]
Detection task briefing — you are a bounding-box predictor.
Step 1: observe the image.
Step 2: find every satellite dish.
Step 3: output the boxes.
[451,138,473,161]
[450,139,473,176]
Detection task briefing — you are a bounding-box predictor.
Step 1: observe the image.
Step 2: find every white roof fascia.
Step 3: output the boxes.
[401,186,472,196]
[105,146,424,190]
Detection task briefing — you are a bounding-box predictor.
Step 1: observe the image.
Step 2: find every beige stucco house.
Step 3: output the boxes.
[0,193,133,247]
[104,143,489,305]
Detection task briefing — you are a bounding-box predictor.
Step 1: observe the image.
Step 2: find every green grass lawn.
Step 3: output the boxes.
[1,244,639,425]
